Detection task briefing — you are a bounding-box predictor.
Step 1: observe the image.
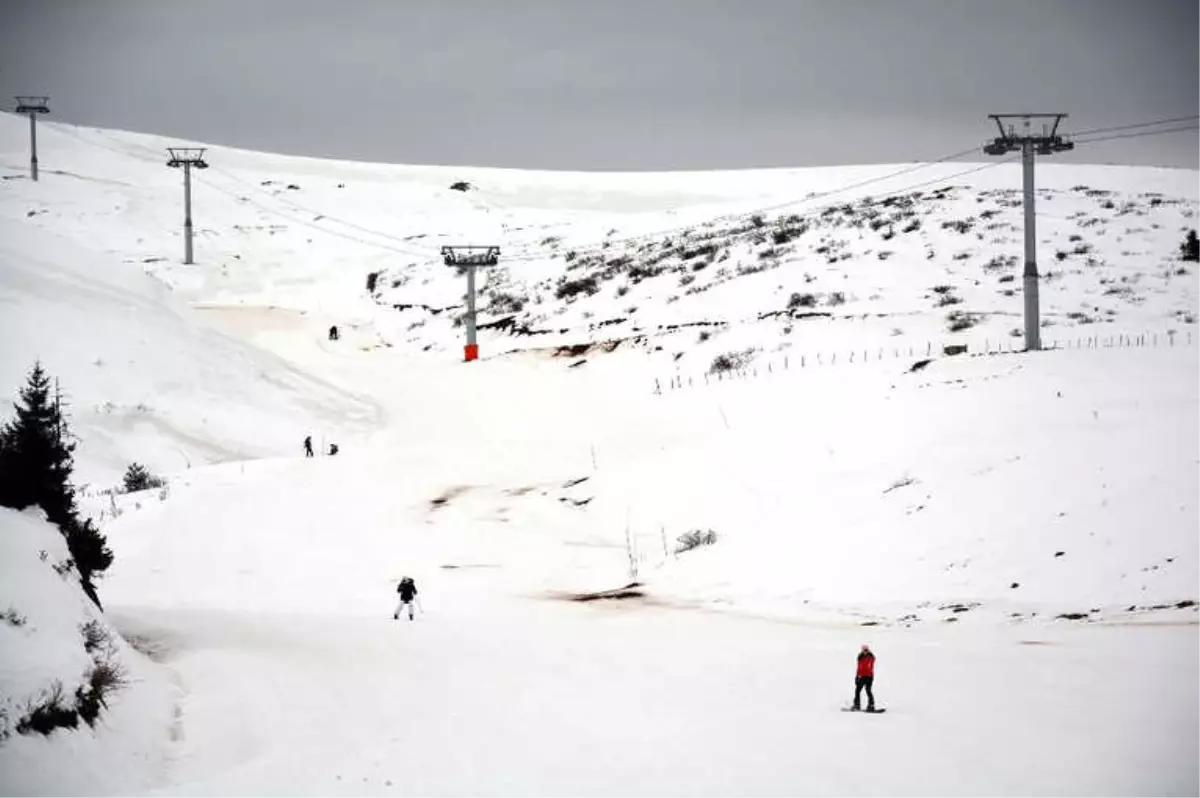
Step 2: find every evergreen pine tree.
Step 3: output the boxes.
[0,363,72,523]
[0,362,111,607]
[123,462,152,493]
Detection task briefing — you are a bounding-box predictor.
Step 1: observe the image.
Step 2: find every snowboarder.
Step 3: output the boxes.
[328,443,339,456]
[303,435,314,458]
[394,576,418,621]
[852,644,876,711]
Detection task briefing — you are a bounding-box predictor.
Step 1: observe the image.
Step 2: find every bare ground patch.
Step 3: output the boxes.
[429,486,470,510]
[548,583,648,603]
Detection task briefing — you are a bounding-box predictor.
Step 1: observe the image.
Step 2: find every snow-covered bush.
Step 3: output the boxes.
[488,291,526,315]
[555,275,600,300]
[74,660,126,727]
[13,658,126,737]
[14,682,77,736]
[946,310,979,332]
[676,529,718,554]
[788,292,817,310]
[80,619,114,657]
[709,349,755,374]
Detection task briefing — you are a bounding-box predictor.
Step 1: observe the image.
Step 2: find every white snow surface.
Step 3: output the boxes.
[0,114,1196,795]
[0,509,177,795]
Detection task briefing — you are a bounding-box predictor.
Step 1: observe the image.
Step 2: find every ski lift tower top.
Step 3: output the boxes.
[983,114,1074,156]
[15,96,50,115]
[166,148,209,169]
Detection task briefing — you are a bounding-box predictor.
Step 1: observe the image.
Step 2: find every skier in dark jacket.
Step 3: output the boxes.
[394,576,418,621]
[303,435,314,458]
[852,644,876,711]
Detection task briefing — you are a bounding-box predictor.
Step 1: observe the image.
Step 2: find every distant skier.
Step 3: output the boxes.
[328,325,339,341]
[328,443,339,456]
[852,644,876,711]
[303,435,314,458]
[394,576,418,621]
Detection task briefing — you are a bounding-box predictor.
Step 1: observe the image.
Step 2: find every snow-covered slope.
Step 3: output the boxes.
[4,113,1195,368]
[97,344,1197,620]
[2,112,1195,481]
[0,216,380,488]
[0,508,176,795]
[1,114,1196,795]
[95,340,1199,794]
[374,164,1199,369]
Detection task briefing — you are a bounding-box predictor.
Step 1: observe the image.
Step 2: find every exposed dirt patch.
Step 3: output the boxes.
[551,583,647,603]
[551,339,625,358]
[430,486,470,510]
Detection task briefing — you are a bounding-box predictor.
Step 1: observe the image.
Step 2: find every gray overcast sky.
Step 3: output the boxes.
[1,0,1196,171]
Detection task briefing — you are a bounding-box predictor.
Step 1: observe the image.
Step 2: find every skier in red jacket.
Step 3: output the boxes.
[852,644,876,711]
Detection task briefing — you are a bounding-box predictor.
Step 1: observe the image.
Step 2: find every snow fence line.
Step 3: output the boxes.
[652,328,1196,395]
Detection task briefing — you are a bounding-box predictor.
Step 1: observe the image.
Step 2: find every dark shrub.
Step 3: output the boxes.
[17,683,78,735]
[1181,230,1199,262]
[675,529,718,554]
[123,462,165,493]
[788,292,817,309]
[555,276,600,300]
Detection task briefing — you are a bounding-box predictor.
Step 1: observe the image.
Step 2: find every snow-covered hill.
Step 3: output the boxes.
[373,164,1198,369]
[0,114,1196,795]
[3,113,1195,373]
